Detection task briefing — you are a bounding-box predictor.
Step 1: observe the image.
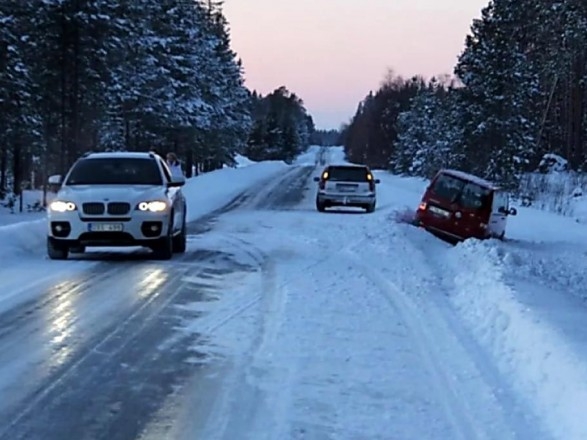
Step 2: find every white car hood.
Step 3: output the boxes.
[57,185,167,204]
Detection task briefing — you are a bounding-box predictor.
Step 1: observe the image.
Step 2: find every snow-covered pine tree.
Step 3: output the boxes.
[392,79,464,178]
[455,0,543,187]
[0,0,42,194]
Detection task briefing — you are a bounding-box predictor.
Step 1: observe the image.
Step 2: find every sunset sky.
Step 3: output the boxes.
[223,0,489,130]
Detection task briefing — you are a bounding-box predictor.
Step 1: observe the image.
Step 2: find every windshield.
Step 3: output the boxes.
[327,166,370,181]
[65,158,163,185]
[430,173,491,210]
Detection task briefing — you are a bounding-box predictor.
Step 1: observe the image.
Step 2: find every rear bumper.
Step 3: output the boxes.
[317,192,375,206]
[415,212,489,241]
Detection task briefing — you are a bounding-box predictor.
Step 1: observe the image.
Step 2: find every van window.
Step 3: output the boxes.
[431,173,491,210]
[327,166,369,181]
[492,191,509,213]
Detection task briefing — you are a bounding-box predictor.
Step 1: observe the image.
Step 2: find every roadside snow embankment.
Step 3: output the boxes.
[184,160,287,221]
[0,219,46,259]
[445,240,587,440]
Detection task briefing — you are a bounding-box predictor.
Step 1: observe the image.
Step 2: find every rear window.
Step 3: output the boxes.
[326,166,370,182]
[65,158,163,185]
[431,173,491,210]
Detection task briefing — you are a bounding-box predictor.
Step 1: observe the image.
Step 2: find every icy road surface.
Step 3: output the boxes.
[0,152,557,439]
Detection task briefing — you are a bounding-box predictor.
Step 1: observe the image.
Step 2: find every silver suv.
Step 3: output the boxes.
[47,151,187,260]
[314,164,380,213]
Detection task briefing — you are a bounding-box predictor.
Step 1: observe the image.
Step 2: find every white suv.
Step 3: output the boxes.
[47,151,187,260]
[314,164,380,212]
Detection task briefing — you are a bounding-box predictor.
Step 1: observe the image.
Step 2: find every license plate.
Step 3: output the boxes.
[88,223,123,232]
[428,206,450,217]
[337,185,356,192]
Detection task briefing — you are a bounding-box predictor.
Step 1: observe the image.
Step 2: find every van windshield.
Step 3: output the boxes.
[430,173,491,210]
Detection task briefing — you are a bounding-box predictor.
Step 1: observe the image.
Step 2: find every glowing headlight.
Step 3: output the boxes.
[49,201,76,212]
[138,201,167,212]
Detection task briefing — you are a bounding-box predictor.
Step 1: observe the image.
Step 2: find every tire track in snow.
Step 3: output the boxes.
[349,223,550,440]
[344,251,483,440]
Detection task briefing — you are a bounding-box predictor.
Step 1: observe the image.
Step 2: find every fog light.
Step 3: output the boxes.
[55,225,63,232]
[150,225,158,231]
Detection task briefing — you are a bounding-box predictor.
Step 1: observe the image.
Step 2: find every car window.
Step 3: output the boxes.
[492,191,509,213]
[65,158,163,185]
[159,159,173,183]
[431,173,491,210]
[327,166,369,181]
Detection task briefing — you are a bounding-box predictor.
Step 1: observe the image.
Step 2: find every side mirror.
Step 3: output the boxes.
[375,179,381,184]
[509,207,517,216]
[48,174,62,185]
[313,177,320,182]
[498,206,508,214]
[168,175,185,187]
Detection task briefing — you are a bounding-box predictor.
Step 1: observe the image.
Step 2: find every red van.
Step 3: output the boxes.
[414,169,517,241]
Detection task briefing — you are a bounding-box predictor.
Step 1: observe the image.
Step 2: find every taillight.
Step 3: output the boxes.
[418,202,427,211]
[319,171,328,189]
[367,173,375,191]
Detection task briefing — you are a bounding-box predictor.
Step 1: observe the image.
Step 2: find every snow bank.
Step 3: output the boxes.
[231,154,256,168]
[0,219,46,259]
[324,145,347,164]
[518,171,587,220]
[183,160,287,221]
[445,240,587,439]
[293,145,323,166]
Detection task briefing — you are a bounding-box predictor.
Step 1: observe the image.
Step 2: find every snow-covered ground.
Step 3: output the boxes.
[3,146,587,439]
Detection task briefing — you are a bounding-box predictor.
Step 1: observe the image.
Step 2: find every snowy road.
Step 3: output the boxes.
[0,155,560,439]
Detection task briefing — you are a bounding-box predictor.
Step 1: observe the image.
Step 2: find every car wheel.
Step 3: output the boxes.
[365,202,376,213]
[173,214,187,253]
[316,199,326,212]
[153,233,173,260]
[47,237,68,260]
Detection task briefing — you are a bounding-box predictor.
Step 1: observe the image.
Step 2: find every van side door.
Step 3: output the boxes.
[490,191,508,237]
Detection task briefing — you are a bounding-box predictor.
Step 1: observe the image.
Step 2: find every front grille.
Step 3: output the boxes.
[82,203,105,215]
[107,202,131,215]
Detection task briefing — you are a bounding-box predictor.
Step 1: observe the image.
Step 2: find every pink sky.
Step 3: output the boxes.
[223,0,489,130]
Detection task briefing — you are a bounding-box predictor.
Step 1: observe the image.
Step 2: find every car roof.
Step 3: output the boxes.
[327,164,369,169]
[439,168,498,190]
[82,151,157,160]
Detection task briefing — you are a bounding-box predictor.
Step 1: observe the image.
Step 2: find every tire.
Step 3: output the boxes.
[173,214,187,253]
[153,233,173,260]
[365,202,376,213]
[316,199,326,212]
[153,215,174,260]
[47,237,68,260]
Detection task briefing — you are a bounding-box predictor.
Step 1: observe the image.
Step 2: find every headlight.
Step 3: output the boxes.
[49,201,76,212]
[137,201,167,212]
